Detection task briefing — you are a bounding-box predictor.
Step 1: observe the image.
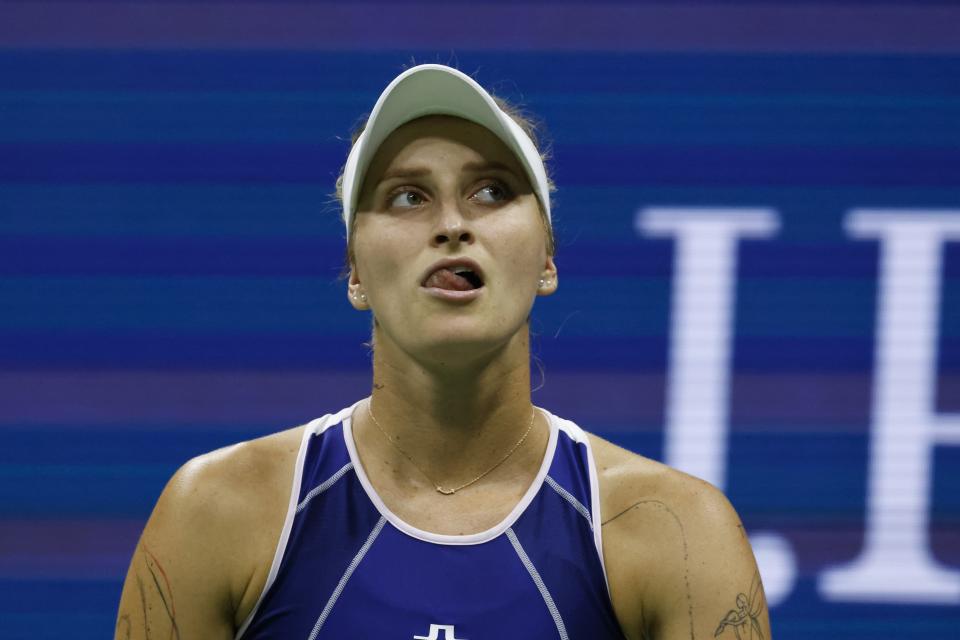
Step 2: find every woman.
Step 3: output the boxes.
[115,64,771,640]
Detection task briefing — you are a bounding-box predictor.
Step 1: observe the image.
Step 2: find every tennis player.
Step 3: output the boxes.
[115,64,771,640]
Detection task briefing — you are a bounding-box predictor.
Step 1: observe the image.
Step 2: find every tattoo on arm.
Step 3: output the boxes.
[603,499,696,640]
[142,543,180,639]
[116,614,132,640]
[119,544,181,640]
[136,574,149,638]
[714,572,766,640]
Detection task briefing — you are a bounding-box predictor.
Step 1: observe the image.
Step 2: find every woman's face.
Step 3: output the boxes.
[349,115,558,365]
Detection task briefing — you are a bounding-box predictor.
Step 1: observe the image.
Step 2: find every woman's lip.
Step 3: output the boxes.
[420,285,485,302]
[420,258,485,288]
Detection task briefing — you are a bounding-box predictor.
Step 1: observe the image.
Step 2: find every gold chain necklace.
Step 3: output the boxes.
[366,399,537,495]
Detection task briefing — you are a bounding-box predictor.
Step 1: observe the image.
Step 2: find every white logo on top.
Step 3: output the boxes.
[413,624,466,640]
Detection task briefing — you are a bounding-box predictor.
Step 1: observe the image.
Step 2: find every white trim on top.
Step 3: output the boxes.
[544,474,593,530]
[506,527,569,640]
[296,461,354,514]
[342,400,559,546]
[585,430,613,597]
[306,516,387,640]
[551,415,613,597]
[233,408,350,640]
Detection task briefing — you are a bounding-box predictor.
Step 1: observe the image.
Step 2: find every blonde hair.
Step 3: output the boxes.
[334,95,556,270]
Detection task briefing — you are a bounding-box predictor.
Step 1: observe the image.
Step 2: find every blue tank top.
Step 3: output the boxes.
[236,400,625,640]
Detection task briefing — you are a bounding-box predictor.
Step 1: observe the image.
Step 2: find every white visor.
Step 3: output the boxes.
[340,64,551,233]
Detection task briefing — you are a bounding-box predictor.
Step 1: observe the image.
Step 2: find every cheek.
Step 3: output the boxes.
[353,222,416,286]
[499,211,547,261]
[490,227,547,291]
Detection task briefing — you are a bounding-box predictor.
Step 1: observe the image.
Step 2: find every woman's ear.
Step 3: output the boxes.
[537,256,558,296]
[347,267,369,310]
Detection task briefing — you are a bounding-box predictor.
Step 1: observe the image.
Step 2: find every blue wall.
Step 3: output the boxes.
[1,1,958,637]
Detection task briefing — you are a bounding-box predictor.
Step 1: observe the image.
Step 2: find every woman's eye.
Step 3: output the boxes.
[471,183,510,204]
[388,190,423,208]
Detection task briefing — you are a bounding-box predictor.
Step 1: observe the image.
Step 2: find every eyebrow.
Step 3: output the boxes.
[377,161,520,186]
[461,160,519,175]
[377,167,432,183]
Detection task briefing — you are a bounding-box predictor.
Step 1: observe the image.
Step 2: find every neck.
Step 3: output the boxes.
[359,323,541,485]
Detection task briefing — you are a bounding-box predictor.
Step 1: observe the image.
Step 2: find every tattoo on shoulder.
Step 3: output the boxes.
[714,572,767,640]
[115,613,132,639]
[602,500,695,640]
[118,543,181,640]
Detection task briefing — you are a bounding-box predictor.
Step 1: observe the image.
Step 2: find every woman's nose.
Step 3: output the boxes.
[431,203,474,248]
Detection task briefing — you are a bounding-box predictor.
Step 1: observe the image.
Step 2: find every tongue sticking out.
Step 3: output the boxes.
[424,268,475,291]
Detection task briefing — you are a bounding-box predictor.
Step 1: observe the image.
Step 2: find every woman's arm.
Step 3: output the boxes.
[595,436,772,640]
[115,456,240,639]
[113,429,303,640]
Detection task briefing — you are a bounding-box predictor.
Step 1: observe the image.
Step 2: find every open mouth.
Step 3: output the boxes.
[422,266,485,291]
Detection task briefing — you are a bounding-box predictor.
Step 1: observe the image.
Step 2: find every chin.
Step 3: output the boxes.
[374,309,530,365]
[408,327,525,369]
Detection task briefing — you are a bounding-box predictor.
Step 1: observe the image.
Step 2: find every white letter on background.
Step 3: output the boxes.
[820,210,960,604]
[636,208,795,606]
[636,207,779,487]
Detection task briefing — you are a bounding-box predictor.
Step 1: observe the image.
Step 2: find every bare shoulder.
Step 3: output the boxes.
[588,433,738,529]
[115,424,306,639]
[586,433,770,640]
[170,424,305,526]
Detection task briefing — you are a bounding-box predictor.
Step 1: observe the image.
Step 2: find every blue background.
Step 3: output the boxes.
[0,1,958,637]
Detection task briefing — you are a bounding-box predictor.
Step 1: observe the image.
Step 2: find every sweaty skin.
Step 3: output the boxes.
[115,116,771,640]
